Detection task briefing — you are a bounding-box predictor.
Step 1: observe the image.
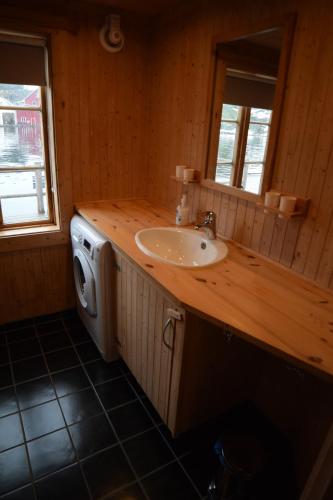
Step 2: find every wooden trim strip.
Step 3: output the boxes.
[200,179,261,202]
[0,167,45,172]
[0,227,67,253]
[0,105,42,112]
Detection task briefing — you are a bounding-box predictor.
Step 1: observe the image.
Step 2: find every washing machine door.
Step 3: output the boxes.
[73,249,97,316]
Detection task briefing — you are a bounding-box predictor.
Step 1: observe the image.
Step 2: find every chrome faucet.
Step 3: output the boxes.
[194,211,217,240]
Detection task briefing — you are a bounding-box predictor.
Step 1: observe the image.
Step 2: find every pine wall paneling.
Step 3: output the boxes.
[0,245,73,322]
[0,14,149,324]
[146,0,333,290]
[144,5,333,492]
[2,0,333,316]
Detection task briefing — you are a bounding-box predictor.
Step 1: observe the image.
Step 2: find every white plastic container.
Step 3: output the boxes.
[176,194,190,225]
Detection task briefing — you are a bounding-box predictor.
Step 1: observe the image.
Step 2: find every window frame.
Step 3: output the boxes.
[203,14,296,202]
[215,104,241,187]
[0,34,56,231]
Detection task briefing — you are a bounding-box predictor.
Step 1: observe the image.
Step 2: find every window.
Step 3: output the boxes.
[0,34,56,230]
[216,103,272,194]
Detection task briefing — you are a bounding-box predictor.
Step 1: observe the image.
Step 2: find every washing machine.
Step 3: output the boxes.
[70,215,117,362]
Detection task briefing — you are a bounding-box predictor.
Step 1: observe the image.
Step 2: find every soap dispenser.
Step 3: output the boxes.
[176,194,189,226]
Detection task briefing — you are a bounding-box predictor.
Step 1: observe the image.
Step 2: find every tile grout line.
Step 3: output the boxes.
[2,310,206,499]
[1,316,65,343]
[10,338,92,363]
[11,336,103,384]
[155,423,204,499]
[6,383,134,417]
[0,313,139,498]
[2,401,158,455]
[65,314,203,499]
[123,371,204,499]
[32,315,94,500]
[61,317,153,500]
[5,327,38,500]
[76,440,193,496]
[97,457,180,499]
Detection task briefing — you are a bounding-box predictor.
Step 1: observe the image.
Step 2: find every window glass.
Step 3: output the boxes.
[0,76,52,228]
[0,84,41,107]
[215,104,240,185]
[245,123,270,163]
[241,163,264,194]
[216,164,234,185]
[242,107,272,193]
[250,107,271,123]
[218,122,237,163]
[0,171,48,224]
[222,103,239,121]
[214,103,271,194]
[0,109,44,167]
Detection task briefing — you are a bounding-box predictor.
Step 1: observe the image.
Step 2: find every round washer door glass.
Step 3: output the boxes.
[73,249,96,316]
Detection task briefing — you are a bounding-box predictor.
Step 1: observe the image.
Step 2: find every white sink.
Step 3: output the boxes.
[135,227,228,268]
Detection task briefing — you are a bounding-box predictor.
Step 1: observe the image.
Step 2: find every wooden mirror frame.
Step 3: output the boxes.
[202,14,296,202]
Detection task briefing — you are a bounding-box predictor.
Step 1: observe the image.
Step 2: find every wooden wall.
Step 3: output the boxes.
[0,14,149,324]
[0,245,74,322]
[2,0,333,323]
[146,0,333,290]
[52,19,149,205]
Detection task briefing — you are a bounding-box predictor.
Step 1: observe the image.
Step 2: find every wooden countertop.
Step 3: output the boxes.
[76,199,333,381]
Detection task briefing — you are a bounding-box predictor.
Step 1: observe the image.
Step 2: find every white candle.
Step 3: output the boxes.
[264,191,281,209]
[279,195,297,214]
[176,165,187,179]
[183,168,195,183]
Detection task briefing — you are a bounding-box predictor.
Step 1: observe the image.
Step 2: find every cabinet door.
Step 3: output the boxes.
[112,249,125,356]
[112,248,184,427]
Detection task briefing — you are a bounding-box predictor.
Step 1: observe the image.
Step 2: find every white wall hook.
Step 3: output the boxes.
[99,14,124,53]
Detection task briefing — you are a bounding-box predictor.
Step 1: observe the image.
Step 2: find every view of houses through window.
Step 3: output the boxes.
[0,83,49,226]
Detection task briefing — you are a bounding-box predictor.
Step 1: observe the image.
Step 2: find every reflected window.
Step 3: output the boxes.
[206,26,287,196]
[216,103,272,194]
[215,104,241,186]
[243,107,272,193]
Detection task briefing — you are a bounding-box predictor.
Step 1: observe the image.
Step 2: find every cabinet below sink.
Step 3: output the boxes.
[111,245,261,435]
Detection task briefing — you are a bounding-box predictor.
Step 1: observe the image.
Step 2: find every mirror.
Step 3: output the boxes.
[205,18,295,198]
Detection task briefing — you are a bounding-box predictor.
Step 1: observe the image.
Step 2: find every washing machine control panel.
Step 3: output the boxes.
[83,238,91,252]
[78,234,94,259]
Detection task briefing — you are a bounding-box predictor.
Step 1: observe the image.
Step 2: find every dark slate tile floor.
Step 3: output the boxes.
[0,310,217,499]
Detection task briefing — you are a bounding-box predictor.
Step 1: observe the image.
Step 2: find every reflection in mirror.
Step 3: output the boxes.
[207,26,287,196]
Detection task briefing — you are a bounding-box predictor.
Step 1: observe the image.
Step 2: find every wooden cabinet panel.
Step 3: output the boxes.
[111,245,261,436]
[112,247,185,426]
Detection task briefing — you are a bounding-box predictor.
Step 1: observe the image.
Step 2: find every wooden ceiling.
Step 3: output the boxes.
[0,0,186,17]
[80,0,185,16]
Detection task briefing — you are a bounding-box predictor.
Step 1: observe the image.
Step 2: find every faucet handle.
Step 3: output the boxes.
[198,210,216,223]
[194,211,217,239]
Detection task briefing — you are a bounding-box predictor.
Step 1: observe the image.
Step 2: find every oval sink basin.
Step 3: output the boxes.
[135,227,228,268]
